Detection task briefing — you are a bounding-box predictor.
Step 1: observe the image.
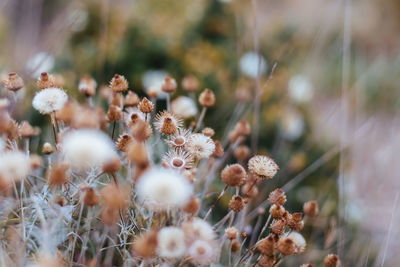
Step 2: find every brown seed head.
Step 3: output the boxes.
[303,200,319,217]
[235,88,251,103]
[221,164,246,187]
[131,120,153,142]
[324,254,341,267]
[212,140,224,158]
[242,180,259,198]
[110,74,128,93]
[257,255,276,267]
[202,127,215,137]
[198,88,215,107]
[183,196,200,214]
[126,142,149,168]
[277,237,296,255]
[47,162,69,187]
[56,101,76,124]
[116,134,133,152]
[234,120,251,136]
[287,212,304,231]
[42,142,54,154]
[78,75,97,97]
[234,145,250,161]
[270,219,285,236]
[101,184,129,209]
[225,227,238,240]
[182,75,199,92]
[269,204,286,219]
[162,76,177,93]
[139,97,154,113]
[229,195,244,212]
[124,91,140,107]
[268,189,287,206]
[257,235,276,256]
[231,239,241,253]
[107,105,122,122]
[37,72,55,90]
[19,121,35,138]
[132,230,158,258]
[30,154,43,169]
[102,157,121,173]
[3,72,24,92]
[81,186,100,206]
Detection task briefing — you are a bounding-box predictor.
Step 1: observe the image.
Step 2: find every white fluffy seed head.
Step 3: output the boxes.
[188,240,216,265]
[32,87,68,114]
[157,227,186,258]
[136,168,193,210]
[186,133,215,159]
[182,218,216,244]
[0,151,31,182]
[171,96,198,119]
[61,129,117,170]
[248,155,279,179]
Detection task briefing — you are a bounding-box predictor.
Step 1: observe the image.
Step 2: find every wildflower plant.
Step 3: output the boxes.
[0,72,335,267]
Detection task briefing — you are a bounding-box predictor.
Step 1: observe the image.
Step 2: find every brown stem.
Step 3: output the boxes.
[111,121,116,140]
[204,185,228,220]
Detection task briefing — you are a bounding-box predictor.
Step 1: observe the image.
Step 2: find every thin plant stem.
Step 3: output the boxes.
[111,121,116,140]
[195,107,207,131]
[204,185,228,220]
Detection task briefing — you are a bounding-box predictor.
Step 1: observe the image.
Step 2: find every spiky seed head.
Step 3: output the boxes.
[37,72,55,90]
[225,227,238,240]
[110,74,128,93]
[221,164,246,187]
[229,195,244,212]
[139,97,154,113]
[248,155,279,179]
[303,200,319,217]
[198,88,215,107]
[268,188,287,206]
[124,91,140,107]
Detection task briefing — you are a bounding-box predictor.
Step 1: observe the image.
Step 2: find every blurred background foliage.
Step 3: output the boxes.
[1,0,400,265]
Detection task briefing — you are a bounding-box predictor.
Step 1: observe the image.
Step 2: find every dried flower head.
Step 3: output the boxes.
[202,127,215,137]
[225,227,238,240]
[183,196,200,214]
[126,141,149,168]
[221,164,246,187]
[270,219,285,236]
[303,200,319,217]
[257,235,276,256]
[0,151,31,183]
[32,87,68,114]
[81,186,100,206]
[3,72,24,92]
[213,140,224,158]
[136,168,193,210]
[182,218,216,243]
[229,195,244,212]
[124,107,145,127]
[258,255,276,267]
[198,88,215,107]
[161,76,177,93]
[106,105,122,122]
[110,74,128,93]
[186,133,215,159]
[139,97,154,114]
[182,75,199,92]
[277,237,296,255]
[19,121,35,138]
[37,72,56,90]
[78,75,97,97]
[268,188,287,206]
[116,134,133,152]
[168,128,191,148]
[131,120,153,142]
[287,212,304,231]
[47,162,69,186]
[132,230,158,258]
[124,91,140,107]
[157,227,186,258]
[248,155,279,179]
[324,254,341,267]
[162,149,193,171]
[154,111,182,135]
[102,157,121,173]
[234,145,250,161]
[286,232,306,254]
[171,96,198,119]
[269,204,286,219]
[61,129,117,170]
[188,240,217,265]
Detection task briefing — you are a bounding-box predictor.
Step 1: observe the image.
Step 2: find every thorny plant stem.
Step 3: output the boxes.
[204,185,228,220]
[195,107,207,132]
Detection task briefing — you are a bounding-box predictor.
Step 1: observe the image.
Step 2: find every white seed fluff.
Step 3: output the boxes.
[186,133,215,159]
[32,87,68,114]
[188,240,215,265]
[182,218,216,244]
[136,168,192,210]
[171,96,198,119]
[61,129,117,170]
[157,227,186,258]
[287,232,306,253]
[0,151,31,182]
[248,155,279,179]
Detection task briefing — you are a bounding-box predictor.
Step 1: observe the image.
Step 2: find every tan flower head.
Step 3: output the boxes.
[168,128,191,148]
[182,75,199,92]
[139,97,154,114]
[221,164,246,187]
[248,155,279,179]
[37,72,55,90]
[161,76,177,93]
[110,74,128,93]
[162,149,193,171]
[78,75,97,97]
[154,111,182,135]
[3,72,24,92]
[198,88,215,107]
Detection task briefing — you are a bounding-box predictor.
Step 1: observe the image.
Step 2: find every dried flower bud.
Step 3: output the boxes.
[277,237,296,255]
[231,239,241,253]
[19,121,34,138]
[154,111,181,135]
[182,75,199,92]
[234,120,251,136]
[221,164,246,187]
[101,184,129,209]
[116,134,133,152]
[257,235,275,256]
[324,254,341,267]
[131,120,153,142]
[161,76,177,93]
[42,142,54,154]
[268,189,286,206]
[183,196,200,214]
[102,157,121,173]
[101,206,120,226]
[270,219,285,236]
[79,75,97,97]
[57,101,76,124]
[3,73,24,92]
[71,106,102,129]
[110,74,128,93]
[269,204,286,219]
[132,230,158,258]
[139,97,154,114]
[258,255,275,267]
[126,142,149,168]
[202,127,215,137]
[81,186,100,206]
[37,72,55,90]
[124,91,140,107]
[229,195,244,212]
[198,88,215,107]
[107,105,122,122]
[212,140,224,158]
[225,227,238,240]
[287,212,304,231]
[30,154,43,169]
[234,145,250,161]
[303,200,319,217]
[47,162,69,186]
